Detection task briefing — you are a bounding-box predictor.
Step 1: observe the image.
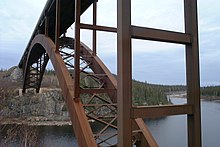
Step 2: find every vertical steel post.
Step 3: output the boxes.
[55,0,60,52]
[45,15,49,36]
[184,0,202,147]
[117,0,132,146]
[74,0,81,102]
[36,56,41,93]
[92,1,97,56]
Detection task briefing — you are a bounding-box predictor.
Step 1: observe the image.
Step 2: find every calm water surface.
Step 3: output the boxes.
[4,98,220,147]
[146,98,220,147]
[40,98,220,147]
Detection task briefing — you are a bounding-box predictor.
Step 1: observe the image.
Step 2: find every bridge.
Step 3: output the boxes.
[18,0,201,146]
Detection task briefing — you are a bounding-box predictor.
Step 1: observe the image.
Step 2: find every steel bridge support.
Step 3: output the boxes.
[185,1,201,146]
[117,0,201,147]
[19,0,201,146]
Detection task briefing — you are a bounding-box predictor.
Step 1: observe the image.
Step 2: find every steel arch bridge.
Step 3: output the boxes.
[18,0,201,146]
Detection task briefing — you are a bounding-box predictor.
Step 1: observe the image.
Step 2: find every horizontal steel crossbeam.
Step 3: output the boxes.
[131,26,192,44]
[131,104,193,118]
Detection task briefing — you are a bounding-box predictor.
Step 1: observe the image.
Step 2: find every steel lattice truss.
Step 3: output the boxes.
[21,35,150,146]
[59,37,118,146]
[23,52,49,93]
[19,0,201,146]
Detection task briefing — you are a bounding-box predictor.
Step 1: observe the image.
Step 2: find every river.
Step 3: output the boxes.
[146,98,220,147]
[2,98,220,146]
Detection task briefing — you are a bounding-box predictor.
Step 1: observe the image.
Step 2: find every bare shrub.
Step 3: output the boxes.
[0,124,41,147]
[41,75,59,88]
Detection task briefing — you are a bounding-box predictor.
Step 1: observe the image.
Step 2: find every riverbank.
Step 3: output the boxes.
[167,91,187,98]
[167,91,220,102]
[0,117,72,126]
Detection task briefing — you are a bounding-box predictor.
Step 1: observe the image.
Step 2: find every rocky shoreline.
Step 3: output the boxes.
[2,89,220,126]
[0,88,72,126]
[1,67,220,126]
[1,118,72,126]
[167,91,220,101]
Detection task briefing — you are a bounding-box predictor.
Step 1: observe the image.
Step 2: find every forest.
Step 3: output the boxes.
[0,68,220,108]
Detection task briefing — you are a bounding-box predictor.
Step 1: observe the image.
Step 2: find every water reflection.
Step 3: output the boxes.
[1,98,220,147]
[146,98,220,147]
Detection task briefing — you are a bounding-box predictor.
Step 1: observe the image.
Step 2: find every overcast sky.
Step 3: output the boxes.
[0,0,219,86]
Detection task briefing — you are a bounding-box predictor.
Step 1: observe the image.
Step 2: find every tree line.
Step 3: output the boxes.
[1,68,220,107]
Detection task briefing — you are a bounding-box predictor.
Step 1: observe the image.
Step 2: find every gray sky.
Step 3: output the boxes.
[0,0,219,86]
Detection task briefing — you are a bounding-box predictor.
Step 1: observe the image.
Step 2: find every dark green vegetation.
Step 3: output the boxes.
[43,70,170,105]
[132,80,169,105]
[1,67,220,107]
[132,79,193,105]
[201,86,220,97]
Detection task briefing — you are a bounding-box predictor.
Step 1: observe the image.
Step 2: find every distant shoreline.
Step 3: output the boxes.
[167,91,220,101]
[166,91,186,98]
[0,117,97,126]
[0,118,72,126]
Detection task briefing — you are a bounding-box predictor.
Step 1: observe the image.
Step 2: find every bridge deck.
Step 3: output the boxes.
[19,0,94,68]
[18,0,201,146]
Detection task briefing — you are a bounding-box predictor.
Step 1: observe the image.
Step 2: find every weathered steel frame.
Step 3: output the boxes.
[184,0,201,146]
[58,37,118,146]
[20,0,201,146]
[117,0,132,146]
[23,35,97,146]
[22,51,49,93]
[74,0,81,101]
[79,1,158,146]
[117,0,201,147]
[55,0,60,52]
[92,1,97,56]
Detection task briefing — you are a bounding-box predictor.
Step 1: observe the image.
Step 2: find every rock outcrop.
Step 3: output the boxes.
[1,88,70,125]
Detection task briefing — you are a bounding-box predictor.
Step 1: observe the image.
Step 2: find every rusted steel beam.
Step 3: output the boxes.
[131,26,192,44]
[58,36,118,145]
[117,0,132,146]
[18,0,54,67]
[135,118,158,147]
[97,116,117,135]
[92,1,97,56]
[87,115,117,129]
[83,103,117,107]
[19,0,94,68]
[86,105,106,116]
[80,88,116,94]
[22,46,48,93]
[80,42,117,103]
[29,34,97,147]
[96,133,117,146]
[184,0,202,147]
[80,23,117,33]
[55,0,60,52]
[45,16,49,36]
[95,133,117,137]
[74,0,81,102]
[131,104,193,119]
[88,94,113,105]
[36,53,49,93]
[56,37,118,100]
